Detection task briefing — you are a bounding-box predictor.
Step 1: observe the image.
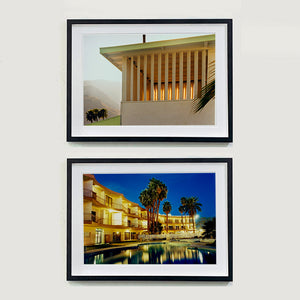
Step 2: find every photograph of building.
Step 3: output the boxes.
[83,173,216,264]
[84,34,215,126]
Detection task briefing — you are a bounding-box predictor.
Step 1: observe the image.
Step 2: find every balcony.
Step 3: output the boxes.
[84,213,123,227]
[126,209,139,217]
[128,224,139,228]
[111,202,122,210]
[83,189,96,199]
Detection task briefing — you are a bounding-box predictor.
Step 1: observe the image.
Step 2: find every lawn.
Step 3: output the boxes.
[87,115,120,126]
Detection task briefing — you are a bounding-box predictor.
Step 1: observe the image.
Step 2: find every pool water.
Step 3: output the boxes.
[84,242,216,264]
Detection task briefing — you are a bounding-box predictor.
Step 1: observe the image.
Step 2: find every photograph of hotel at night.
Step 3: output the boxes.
[83,173,216,264]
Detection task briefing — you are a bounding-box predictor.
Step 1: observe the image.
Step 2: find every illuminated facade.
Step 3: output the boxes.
[83,174,194,246]
[100,35,215,125]
[159,215,194,234]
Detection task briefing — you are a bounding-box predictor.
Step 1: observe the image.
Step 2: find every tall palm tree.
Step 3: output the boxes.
[148,178,168,231]
[193,60,215,113]
[178,205,185,231]
[139,189,154,233]
[184,197,202,233]
[180,197,188,231]
[163,201,172,234]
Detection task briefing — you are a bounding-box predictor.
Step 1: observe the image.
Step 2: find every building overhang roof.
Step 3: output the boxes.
[100,34,215,71]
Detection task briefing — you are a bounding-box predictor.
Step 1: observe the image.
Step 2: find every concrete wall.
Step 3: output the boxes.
[121,98,215,125]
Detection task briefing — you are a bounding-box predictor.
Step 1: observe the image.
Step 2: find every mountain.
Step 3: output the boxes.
[84,79,121,124]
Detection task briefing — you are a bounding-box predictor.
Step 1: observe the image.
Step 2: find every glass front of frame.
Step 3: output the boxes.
[67,159,232,280]
[67,20,232,141]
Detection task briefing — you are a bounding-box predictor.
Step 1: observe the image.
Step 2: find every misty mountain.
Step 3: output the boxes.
[84,79,121,124]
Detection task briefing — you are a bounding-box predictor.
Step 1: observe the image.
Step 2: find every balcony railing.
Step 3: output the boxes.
[87,193,123,210]
[84,213,147,229]
[128,224,139,228]
[96,195,105,205]
[83,189,96,199]
[84,213,123,226]
[127,210,139,216]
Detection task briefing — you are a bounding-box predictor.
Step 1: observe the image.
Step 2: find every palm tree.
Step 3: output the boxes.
[163,201,172,234]
[180,197,188,231]
[98,108,108,120]
[184,197,202,233]
[201,217,216,239]
[86,110,95,123]
[139,178,168,234]
[139,189,154,233]
[92,109,100,122]
[148,178,168,232]
[193,60,215,113]
[178,205,185,231]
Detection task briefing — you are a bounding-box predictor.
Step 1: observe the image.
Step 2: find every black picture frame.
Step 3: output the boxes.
[67,158,233,281]
[67,19,233,142]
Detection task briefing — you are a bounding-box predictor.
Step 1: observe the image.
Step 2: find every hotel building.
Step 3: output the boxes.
[100,34,215,125]
[84,174,195,246]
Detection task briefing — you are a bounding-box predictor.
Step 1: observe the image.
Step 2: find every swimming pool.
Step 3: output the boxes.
[84,241,216,264]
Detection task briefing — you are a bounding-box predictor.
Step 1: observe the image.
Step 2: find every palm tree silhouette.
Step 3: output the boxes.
[148,178,168,232]
[98,108,108,120]
[182,196,202,233]
[178,205,185,231]
[86,110,95,123]
[193,60,215,113]
[186,197,202,233]
[180,197,188,231]
[92,109,100,122]
[139,189,154,233]
[201,218,216,239]
[163,201,172,234]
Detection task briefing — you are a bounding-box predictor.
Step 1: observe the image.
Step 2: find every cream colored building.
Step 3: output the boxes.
[83,174,194,246]
[100,35,215,125]
[159,215,194,234]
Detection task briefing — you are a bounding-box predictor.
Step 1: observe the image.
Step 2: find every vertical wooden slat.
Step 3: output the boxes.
[122,56,127,101]
[202,50,207,88]
[130,56,133,101]
[165,53,168,100]
[150,53,154,101]
[137,56,140,101]
[187,51,191,100]
[194,51,198,98]
[179,51,183,100]
[172,53,176,100]
[144,55,147,101]
[158,53,161,101]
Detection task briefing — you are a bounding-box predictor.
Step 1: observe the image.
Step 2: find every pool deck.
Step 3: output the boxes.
[85,240,216,255]
[85,241,163,255]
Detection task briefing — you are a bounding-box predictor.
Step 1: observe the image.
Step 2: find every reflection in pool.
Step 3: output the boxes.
[84,242,216,264]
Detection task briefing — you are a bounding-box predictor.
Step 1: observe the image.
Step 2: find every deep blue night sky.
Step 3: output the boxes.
[93,173,215,218]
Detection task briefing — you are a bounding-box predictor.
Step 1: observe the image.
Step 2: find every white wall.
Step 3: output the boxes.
[121,99,215,125]
[1,1,300,300]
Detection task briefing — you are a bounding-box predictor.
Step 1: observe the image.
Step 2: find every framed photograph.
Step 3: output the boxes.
[67,19,233,142]
[67,158,233,281]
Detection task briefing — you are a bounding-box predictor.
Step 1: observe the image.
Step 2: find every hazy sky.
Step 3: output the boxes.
[93,173,215,218]
[83,33,205,82]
